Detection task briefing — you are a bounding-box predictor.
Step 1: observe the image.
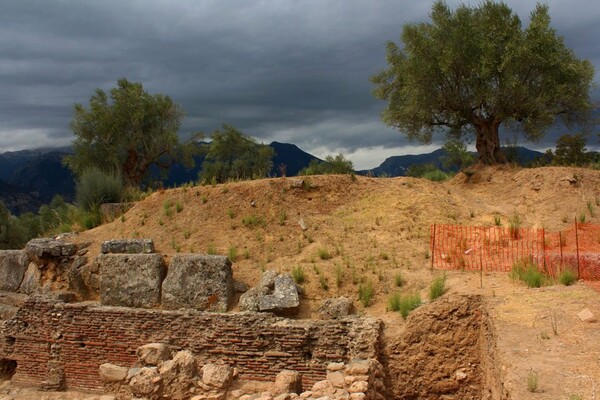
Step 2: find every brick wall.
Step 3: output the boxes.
[0,296,381,391]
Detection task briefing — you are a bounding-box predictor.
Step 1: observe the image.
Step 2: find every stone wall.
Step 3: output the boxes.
[0,296,382,392]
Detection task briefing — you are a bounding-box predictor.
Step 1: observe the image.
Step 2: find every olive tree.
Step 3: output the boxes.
[65,79,199,187]
[372,1,595,164]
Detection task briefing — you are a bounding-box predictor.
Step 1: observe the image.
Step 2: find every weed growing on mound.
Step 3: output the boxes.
[291,266,305,284]
[358,281,374,307]
[510,258,547,288]
[527,371,539,393]
[398,293,422,319]
[429,274,447,301]
[318,247,332,260]
[227,246,238,262]
[558,268,577,286]
[242,214,265,228]
[387,292,402,311]
[207,243,217,255]
[422,169,451,182]
[394,272,404,287]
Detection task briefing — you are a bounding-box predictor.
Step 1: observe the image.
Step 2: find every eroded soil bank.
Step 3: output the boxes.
[383,294,503,400]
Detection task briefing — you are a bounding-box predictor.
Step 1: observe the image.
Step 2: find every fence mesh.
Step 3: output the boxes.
[430,222,600,281]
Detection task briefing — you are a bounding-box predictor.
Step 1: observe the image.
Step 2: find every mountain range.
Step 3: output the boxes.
[0,142,544,215]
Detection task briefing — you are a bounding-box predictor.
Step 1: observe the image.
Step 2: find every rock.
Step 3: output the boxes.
[98,254,166,308]
[238,286,269,312]
[99,363,128,382]
[101,239,155,254]
[25,238,77,258]
[318,297,355,319]
[66,255,89,299]
[326,371,345,388]
[0,250,28,292]
[18,262,41,294]
[271,370,302,395]
[326,362,345,372]
[348,381,368,393]
[258,274,300,315]
[129,367,162,397]
[233,280,249,293]
[159,350,198,398]
[260,270,279,289]
[345,360,369,376]
[578,308,596,322]
[202,363,234,389]
[127,367,141,380]
[454,368,468,381]
[290,179,304,189]
[162,255,233,311]
[312,380,334,395]
[137,343,172,366]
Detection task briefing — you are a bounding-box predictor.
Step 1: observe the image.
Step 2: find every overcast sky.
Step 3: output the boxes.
[0,1,598,169]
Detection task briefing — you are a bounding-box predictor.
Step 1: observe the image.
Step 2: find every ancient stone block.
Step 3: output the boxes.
[100,239,154,254]
[271,370,302,395]
[162,255,232,311]
[202,363,233,390]
[319,297,355,319]
[18,262,41,294]
[258,274,300,315]
[137,343,172,366]
[0,250,28,292]
[25,238,77,258]
[99,363,128,382]
[99,254,166,308]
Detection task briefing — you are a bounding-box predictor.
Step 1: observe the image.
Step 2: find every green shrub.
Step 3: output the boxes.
[319,275,329,291]
[429,274,447,301]
[422,169,451,181]
[317,247,331,260]
[207,243,217,255]
[242,214,265,228]
[527,371,538,393]
[227,246,238,262]
[394,273,405,287]
[398,293,422,319]
[75,167,123,212]
[291,266,305,284]
[510,258,546,288]
[335,264,344,288]
[358,281,375,307]
[387,292,402,312]
[558,268,577,286]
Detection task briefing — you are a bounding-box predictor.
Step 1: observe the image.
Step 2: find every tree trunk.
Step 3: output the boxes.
[474,121,506,165]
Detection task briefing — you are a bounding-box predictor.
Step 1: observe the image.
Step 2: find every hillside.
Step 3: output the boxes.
[72,165,600,317]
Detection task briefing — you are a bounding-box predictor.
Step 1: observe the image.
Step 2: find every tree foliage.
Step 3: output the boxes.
[552,133,590,166]
[372,1,595,164]
[200,125,275,184]
[441,139,475,170]
[299,154,355,175]
[66,79,199,187]
[0,201,28,250]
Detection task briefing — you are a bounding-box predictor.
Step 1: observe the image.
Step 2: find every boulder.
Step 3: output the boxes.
[271,370,302,396]
[18,262,41,294]
[318,297,355,319]
[258,274,300,315]
[99,254,166,308]
[0,250,28,292]
[238,271,300,316]
[137,343,172,366]
[238,286,269,312]
[162,255,233,312]
[129,367,162,397]
[101,239,154,254]
[159,350,198,397]
[25,238,77,258]
[201,363,234,390]
[99,363,128,382]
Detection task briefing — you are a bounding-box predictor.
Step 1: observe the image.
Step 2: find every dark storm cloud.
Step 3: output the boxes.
[0,0,598,168]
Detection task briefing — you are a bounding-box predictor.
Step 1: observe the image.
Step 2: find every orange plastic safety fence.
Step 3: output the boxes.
[430,223,600,281]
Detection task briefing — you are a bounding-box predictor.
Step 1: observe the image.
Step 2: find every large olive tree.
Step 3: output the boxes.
[66,79,198,186]
[372,1,595,164]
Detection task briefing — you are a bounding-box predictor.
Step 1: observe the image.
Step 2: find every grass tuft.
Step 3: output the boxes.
[317,247,332,260]
[358,281,375,307]
[429,274,447,301]
[558,268,577,286]
[510,258,546,288]
[398,293,422,319]
[527,371,538,393]
[291,266,305,284]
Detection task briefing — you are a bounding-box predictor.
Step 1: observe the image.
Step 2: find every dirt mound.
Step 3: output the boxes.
[383,294,499,400]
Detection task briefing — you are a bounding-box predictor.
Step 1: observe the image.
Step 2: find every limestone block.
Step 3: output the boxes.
[326,371,345,388]
[101,239,154,254]
[99,254,166,308]
[258,274,300,315]
[202,363,234,390]
[271,370,302,395]
[18,262,41,294]
[137,343,171,366]
[162,255,233,311]
[25,238,77,258]
[99,363,128,382]
[0,250,28,292]
[318,297,355,319]
[129,367,162,397]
